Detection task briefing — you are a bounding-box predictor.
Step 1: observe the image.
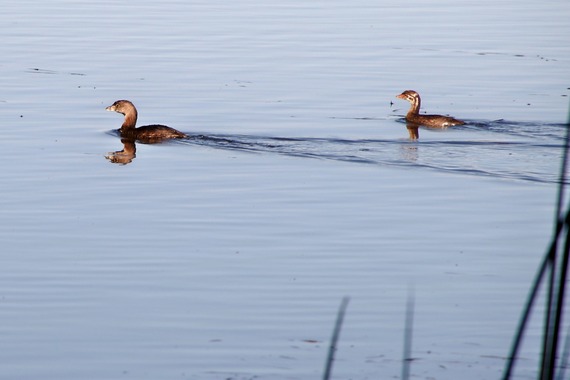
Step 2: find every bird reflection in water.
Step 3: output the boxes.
[105,135,181,165]
[395,122,419,162]
[405,122,420,140]
[105,137,136,165]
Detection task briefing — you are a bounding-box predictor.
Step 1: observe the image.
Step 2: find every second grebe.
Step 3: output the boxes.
[396,90,465,128]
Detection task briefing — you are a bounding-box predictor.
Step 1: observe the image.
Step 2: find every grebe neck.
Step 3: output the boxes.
[121,109,138,130]
[406,96,421,117]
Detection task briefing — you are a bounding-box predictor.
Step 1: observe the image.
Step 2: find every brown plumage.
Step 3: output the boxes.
[105,100,187,142]
[396,90,465,128]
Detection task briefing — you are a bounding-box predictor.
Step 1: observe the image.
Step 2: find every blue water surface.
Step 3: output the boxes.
[1,1,569,379]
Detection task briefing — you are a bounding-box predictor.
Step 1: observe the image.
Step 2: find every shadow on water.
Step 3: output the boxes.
[106,119,567,184]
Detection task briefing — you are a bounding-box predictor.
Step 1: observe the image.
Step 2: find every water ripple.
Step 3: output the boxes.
[180,121,566,184]
[108,119,567,184]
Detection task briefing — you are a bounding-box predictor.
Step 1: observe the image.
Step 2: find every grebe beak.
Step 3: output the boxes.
[105,105,116,112]
[396,93,406,99]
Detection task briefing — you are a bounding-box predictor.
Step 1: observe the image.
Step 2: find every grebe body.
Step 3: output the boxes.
[105,100,187,142]
[396,90,465,128]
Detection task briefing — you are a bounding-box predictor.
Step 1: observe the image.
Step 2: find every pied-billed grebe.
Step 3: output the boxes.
[396,90,465,128]
[105,100,187,142]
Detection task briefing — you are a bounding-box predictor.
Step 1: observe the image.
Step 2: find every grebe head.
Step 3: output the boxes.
[105,100,135,115]
[396,90,420,103]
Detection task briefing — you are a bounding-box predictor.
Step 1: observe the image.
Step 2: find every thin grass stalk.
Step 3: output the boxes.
[502,251,552,380]
[553,112,570,229]
[539,110,570,380]
[554,324,570,380]
[543,212,570,380]
[401,290,415,380]
[322,296,350,380]
[541,246,559,380]
[502,110,570,380]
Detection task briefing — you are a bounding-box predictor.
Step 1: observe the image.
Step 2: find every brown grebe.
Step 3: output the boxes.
[396,90,465,128]
[105,100,187,142]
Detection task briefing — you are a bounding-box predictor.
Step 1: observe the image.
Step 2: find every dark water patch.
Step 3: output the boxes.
[175,129,565,184]
[26,68,86,76]
[461,119,568,141]
[330,116,387,121]
[391,47,560,62]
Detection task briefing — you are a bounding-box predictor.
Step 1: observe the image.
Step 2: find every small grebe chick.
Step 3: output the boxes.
[105,100,187,142]
[396,90,465,128]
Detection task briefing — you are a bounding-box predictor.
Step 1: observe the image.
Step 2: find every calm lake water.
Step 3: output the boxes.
[1,0,569,379]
